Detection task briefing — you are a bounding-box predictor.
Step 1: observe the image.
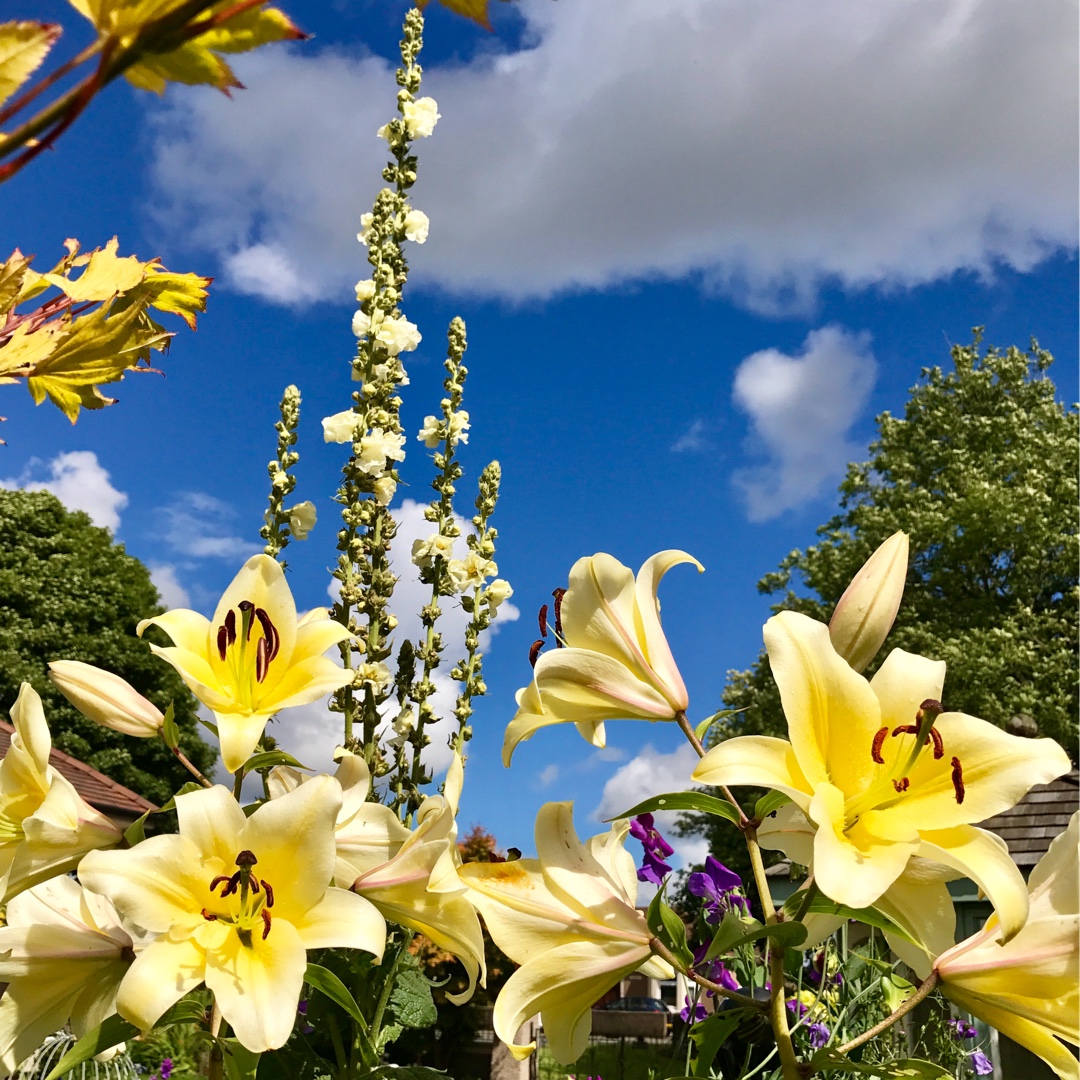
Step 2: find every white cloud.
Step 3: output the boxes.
[147,0,1076,311]
[593,741,700,832]
[732,325,876,520]
[671,419,713,454]
[148,563,191,608]
[156,491,262,560]
[1,451,128,531]
[537,763,560,788]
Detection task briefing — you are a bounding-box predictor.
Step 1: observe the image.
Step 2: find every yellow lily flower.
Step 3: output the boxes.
[78,777,386,1052]
[933,812,1079,1080]
[693,611,1071,939]
[0,683,122,903]
[137,554,354,773]
[0,873,134,1074]
[268,751,486,1004]
[828,531,908,673]
[503,550,703,765]
[460,802,673,1064]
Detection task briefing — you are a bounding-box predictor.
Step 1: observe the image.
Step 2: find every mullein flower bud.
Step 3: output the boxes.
[829,531,909,672]
[48,660,164,738]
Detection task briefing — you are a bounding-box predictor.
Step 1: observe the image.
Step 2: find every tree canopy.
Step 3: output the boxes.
[679,335,1078,881]
[0,488,216,804]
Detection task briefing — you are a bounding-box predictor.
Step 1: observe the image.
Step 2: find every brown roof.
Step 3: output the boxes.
[978,770,1079,869]
[0,719,156,816]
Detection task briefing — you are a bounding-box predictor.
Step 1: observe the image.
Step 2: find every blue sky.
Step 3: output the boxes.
[4,0,1077,883]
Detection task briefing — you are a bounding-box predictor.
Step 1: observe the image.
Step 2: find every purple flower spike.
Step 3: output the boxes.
[807,1022,830,1048]
[160,1061,173,1080]
[680,995,708,1023]
[630,814,674,884]
[970,1050,993,1075]
[688,856,747,920]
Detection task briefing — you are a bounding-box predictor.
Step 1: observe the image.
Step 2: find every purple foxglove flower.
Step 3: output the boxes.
[630,813,674,884]
[160,1062,173,1080]
[970,1050,993,1075]
[807,1022,830,1048]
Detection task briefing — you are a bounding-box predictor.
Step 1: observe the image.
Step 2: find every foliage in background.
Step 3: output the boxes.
[0,488,215,804]
[681,337,1078,873]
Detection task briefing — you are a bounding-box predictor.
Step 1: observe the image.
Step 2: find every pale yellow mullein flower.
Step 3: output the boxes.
[0,683,122,903]
[503,550,703,765]
[136,554,353,772]
[693,611,1071,940]
[460,802,672,1064]
[0,874,134,1074]
[269,751,486,1004]
[78,777,385,1052]
[933,812,1079,1080]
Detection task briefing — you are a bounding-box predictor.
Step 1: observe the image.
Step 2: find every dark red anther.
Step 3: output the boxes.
[261,908,272,939]
[209,874,232,892]
[927,728,944,759]
[249,876,260,893]
[255,607,279,662]
[224,608,237,645]
[217,625,229,661]
[551,587,566,644]
[261,881,275,908]
[871,726,889,764]
[256,637,269,683]
[891,724,919,737]
[218,872,241,897]
[951,756,965,804]
[892,777,910,793]
[201,908,218,921]
[487,852,506,863]
[538,604,549,638]
[528,639,544,667]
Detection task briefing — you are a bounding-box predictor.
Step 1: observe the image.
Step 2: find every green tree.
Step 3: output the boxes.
[0,488,216,804]
[678,335,1078,875]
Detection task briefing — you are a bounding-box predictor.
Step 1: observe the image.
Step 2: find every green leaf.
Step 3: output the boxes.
[704,909,761,960]
[646,886,666,939]
[389,965,438,1029]
[123,809,150,846]
[754,789,792,820]
[720,920,807,953]
[358,1068,450,1080]
[808,1049,950,1077]
[221,1039,260,1080]
[156,780,206,812]
[881,972,916,1012]
[781,892,915,943]
[162,700,180,750]
[243,749,311,772]
[158,997,210,1026]
[43,1014,138,1080]
[658,898,694,967]
[689,1010,743,1076]
[305,962,368,1031]
[609,790,742,825]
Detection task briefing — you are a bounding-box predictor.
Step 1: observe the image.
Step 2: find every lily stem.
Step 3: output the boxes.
[674,709,747,825]
[745,824,802,1080]
[833,970,939,1058]
[207,1003,223,1080]
[648,935,767,1012]
[171,744,214,788]
[792,878,818,923]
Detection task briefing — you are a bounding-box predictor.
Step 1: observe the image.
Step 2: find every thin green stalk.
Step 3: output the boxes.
[833,970,940,1058]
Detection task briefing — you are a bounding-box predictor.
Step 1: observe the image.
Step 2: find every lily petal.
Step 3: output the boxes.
[692,736,813,809]
[293,886,386,960]
[917,825,1030,942]
[117,935,206,1031]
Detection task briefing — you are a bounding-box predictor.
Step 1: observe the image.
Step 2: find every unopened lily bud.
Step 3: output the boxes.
[829,531,909,672]
[48,660,164,738]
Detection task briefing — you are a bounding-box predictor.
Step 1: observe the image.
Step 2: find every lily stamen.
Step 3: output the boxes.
[551,587,566,646]
[928,727,944,759]
[261,908,272,939]
[538,604,548,638]
[871,726,889,763]
[951,757,966,804]
[892,777,910,793]
[528,639,544,667]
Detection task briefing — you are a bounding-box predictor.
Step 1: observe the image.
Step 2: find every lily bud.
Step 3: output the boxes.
[829,531,909,672]
[48,660,164,738]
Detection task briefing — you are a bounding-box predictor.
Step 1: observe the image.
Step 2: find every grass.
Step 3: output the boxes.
[536,1038,688,1080]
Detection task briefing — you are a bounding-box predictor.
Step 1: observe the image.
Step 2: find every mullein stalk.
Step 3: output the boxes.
[330,11,426,773]
[260,384,302,565]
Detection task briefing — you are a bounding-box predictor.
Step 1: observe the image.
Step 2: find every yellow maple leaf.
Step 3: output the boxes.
[26,302,171,422]
[41,236,146,301]
[417,0,500,31]
[120,267,213,330]
[0,248,32,315]
[0,21,61,110]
